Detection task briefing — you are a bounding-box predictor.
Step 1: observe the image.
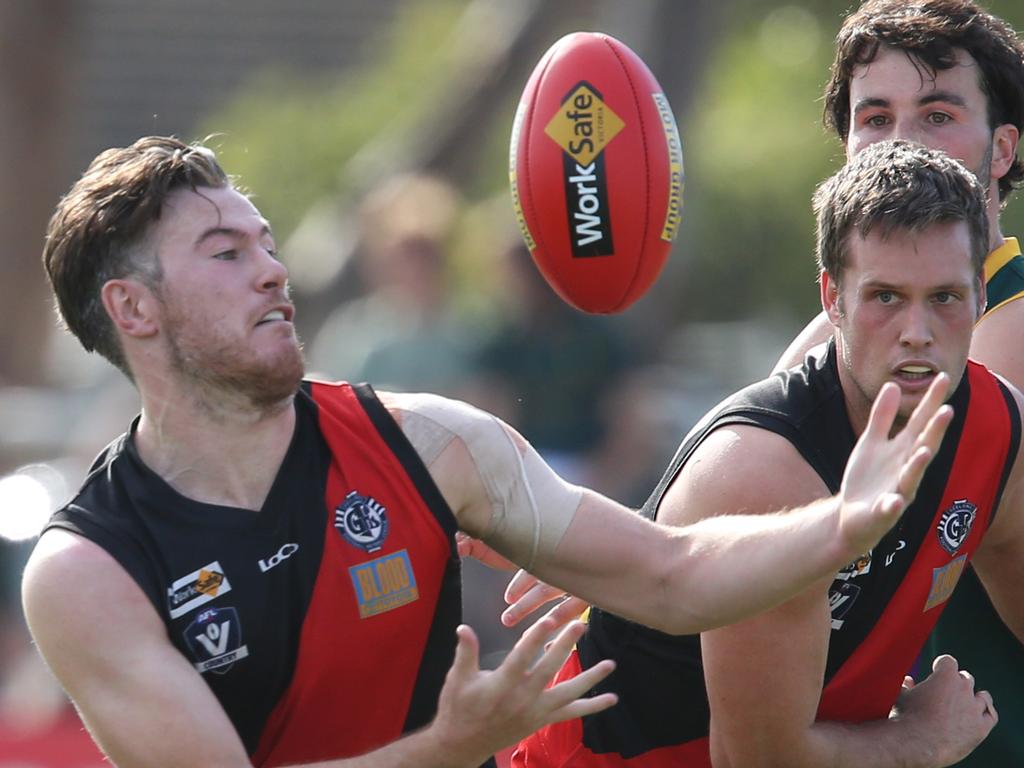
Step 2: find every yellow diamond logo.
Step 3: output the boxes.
[544,82,625,167]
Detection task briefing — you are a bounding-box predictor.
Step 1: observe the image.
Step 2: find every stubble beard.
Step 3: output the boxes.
[162,304,305,414]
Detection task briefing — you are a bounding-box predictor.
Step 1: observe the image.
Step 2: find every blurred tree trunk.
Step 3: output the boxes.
[0,1,75,386]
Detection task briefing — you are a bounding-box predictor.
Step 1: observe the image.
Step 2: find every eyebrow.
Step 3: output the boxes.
[194,223,273,248]
[852,90,969,116]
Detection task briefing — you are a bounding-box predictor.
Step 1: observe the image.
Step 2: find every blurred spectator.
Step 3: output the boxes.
[309,174,482,398]
[468,241,636,484]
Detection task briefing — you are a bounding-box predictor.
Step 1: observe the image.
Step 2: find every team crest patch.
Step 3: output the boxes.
[924,555,967,611]
[936,499,977,555]
[167,561,232,619]
[335,490,389,552]
[183,606,250,674]
[349,549,419,619]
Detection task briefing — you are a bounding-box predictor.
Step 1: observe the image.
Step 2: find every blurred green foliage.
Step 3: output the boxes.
[199,0,467,239]
[203,0,1024,329]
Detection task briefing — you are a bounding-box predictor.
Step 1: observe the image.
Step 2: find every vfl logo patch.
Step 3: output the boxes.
[828,581,862,630]
[835,550,873,581]
[184,606,250,674]
[349,549,419,619]
[335,490,388,552]
[924,555,968,611]
[167,561,232,619]
[937,499,977,555]
[544,81,624,257]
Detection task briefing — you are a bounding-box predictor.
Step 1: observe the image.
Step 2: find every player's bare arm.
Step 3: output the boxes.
[22,530,615,768]
[773,311,832,373]
[387,375,952,635]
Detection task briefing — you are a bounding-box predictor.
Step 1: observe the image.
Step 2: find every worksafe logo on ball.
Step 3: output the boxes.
[167,561,232,619]
[184,606,250,675]
[544,81,624,257]
[936,499,976,555]
[349,549,420,619]
[335,490,389,552]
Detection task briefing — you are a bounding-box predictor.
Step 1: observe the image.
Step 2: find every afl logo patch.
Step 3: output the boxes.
[335,490,389,552]
[936,499,977,555]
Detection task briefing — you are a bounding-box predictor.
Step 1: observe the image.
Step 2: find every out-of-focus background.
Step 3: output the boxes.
[1,0,1021,764]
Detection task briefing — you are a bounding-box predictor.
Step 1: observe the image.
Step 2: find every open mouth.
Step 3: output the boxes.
[895,364,935,381]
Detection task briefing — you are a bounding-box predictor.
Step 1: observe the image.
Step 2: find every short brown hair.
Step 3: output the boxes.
[43,136,229,377]
[814,139,989,283]
[824,0,1024,201]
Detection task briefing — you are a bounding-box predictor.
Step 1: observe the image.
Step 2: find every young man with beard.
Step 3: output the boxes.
[513,141,1024,767]
[772,2,1024,763]
[18,137,950,768]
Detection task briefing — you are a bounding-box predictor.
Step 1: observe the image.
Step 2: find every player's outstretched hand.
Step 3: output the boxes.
[892,654,996,765]
[501,568,589,628]
[838,374,953,557]
[427,606,616,766]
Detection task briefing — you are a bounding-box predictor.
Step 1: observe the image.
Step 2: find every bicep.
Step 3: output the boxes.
[22,531,250,768]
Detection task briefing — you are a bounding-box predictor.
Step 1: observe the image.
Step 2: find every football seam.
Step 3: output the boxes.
[603,35,651,313]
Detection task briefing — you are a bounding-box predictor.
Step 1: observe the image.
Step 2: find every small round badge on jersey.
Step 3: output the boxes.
[335,490,389,552]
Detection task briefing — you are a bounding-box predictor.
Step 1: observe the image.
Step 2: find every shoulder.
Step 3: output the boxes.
[658,423,830,527]
[23,530,163,667]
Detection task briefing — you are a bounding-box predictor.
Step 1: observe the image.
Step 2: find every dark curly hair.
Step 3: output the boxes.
[824,0,1024,202]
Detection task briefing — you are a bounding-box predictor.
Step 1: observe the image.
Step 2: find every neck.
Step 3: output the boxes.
[987,186,1005,251]
[135,377,297,511]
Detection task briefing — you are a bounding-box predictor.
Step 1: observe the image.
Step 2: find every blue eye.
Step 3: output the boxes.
[213,250,237,261]
[877,291,895,304]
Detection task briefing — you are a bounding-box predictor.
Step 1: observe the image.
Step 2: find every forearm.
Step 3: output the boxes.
[663,497,850,632]
[297,727,475,768]
[716,714,961,768]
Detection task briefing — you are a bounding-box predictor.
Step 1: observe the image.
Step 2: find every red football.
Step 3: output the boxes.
[509,32,684,313]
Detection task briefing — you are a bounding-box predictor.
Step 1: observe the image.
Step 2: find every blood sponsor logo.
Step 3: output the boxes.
[349,549,419,619]
[924,555,968,612]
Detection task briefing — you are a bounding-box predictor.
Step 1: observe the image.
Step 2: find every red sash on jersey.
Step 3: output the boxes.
[818,362,1014,722]
[252,382,453,766]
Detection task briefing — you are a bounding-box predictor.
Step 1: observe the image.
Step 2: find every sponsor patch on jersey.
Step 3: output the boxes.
[335,490,389,552]
[258,542,299,573]
[936,499,977,555]
[183,606,250,674]
[924,555,967,612]
[835,550,873,581]
[828,581,861,630]
[349,549,419,619]
[167,561,232,619]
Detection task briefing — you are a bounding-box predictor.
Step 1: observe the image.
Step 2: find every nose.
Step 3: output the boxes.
[890,116,923,144]
[256,247,289,292]
[899,302,934,348]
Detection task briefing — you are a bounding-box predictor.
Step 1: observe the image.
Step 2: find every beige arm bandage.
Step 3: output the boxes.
[387,392,582,571]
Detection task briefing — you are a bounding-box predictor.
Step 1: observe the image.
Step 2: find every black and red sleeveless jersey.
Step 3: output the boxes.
[514,344,1020,768]
[46,381,461,766]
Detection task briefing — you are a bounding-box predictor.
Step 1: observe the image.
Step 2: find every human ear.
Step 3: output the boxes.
[100,279,159,338]
[990,123,1019,181]
[821,270,842,325]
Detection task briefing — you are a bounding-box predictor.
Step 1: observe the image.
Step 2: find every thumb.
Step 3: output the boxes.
[931,654,959,675]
